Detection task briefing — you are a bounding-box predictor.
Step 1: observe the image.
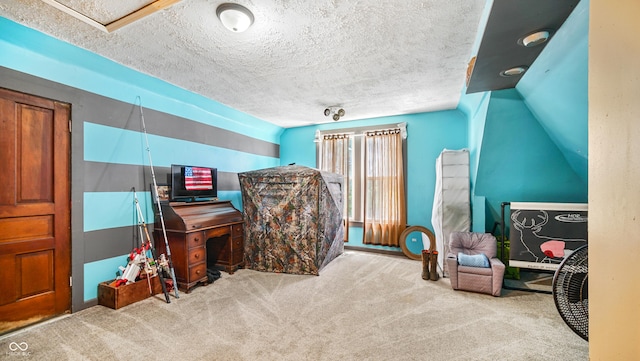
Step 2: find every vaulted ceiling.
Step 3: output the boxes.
[0,0,580,128]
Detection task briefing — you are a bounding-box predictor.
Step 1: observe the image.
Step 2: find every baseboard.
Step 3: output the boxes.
[344,245,406,258]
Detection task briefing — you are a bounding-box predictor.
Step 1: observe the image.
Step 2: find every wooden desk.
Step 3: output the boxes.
[153,200,244,293]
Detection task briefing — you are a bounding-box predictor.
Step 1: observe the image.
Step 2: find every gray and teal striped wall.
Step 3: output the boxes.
[81,101,280,304]
[1,17,282,310]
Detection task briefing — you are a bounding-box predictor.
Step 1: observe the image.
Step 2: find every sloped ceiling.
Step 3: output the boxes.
[517,0,589,183]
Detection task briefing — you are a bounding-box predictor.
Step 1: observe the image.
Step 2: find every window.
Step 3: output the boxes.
[317,123,407,242]
[316,130,359,223]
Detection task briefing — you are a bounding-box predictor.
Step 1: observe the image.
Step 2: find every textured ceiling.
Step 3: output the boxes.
[0,0,488,128]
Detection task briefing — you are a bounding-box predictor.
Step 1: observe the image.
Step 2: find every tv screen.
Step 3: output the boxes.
[170,164,218,202]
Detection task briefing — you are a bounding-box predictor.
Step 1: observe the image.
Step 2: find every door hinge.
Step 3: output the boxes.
[68,119,72,133]
[69,276,72,287]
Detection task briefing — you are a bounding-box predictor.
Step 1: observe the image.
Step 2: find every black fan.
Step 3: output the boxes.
[552,245,588,341]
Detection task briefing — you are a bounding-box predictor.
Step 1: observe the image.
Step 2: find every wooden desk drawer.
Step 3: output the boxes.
[187,232,205,248]
[232,237,244,264]
[233,248,244,264]
[232,223,243,236]
[188,247,205,264]
[231,237,242,250]
[204,226,231,239]
[189,263,207,281]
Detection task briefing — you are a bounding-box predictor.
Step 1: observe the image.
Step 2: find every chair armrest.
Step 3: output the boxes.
[489,257,505,272]
[446,252,458,268]
[445,253,459,289]
[489,257,506,296]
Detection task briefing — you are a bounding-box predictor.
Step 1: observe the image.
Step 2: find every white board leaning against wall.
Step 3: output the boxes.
[509,202,588,271]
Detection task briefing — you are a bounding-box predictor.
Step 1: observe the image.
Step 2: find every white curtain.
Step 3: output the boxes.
[362,129,406,246]
[319,133,350,241]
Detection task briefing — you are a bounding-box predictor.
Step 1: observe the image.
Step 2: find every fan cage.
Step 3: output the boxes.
[552,245,588,341]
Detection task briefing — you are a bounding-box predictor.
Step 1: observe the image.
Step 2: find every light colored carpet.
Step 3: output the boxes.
[0,251,588,360]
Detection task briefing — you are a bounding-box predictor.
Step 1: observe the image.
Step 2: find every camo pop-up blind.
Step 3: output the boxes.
[238,165,344,275]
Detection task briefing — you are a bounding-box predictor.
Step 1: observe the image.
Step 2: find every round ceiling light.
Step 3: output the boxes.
[500,66,528,77]
[216,3,254,32]
[518,30,551,47]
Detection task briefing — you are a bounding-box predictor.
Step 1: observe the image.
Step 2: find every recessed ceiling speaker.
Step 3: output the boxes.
[500,66,528,77]
[519,30,551,47]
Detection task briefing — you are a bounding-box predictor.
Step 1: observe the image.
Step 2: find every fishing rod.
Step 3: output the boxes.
[132,188,152,295]
[137,97,180,299]
[133,188,170,303]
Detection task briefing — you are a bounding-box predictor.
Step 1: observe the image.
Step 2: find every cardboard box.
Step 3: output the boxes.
[98,276,163,309]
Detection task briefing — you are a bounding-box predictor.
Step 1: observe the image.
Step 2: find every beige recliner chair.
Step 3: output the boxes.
[446,232,505,297]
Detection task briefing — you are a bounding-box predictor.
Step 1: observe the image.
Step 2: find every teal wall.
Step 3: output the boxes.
[459,92,490,191]
[280,111,468,251]
[474,89,587,231]
[517,0,589,183]
[459,91,491,232]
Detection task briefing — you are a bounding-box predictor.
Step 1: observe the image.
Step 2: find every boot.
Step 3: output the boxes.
[421,250,430,280]
[429,251,439,281]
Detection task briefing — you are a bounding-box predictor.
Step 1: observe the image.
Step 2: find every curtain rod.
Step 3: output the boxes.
[314,122,407,142]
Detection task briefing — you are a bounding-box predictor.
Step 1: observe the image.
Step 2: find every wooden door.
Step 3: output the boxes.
[0,88,71,334]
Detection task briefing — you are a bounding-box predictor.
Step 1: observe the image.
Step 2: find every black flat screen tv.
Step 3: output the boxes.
[170,164,218,202]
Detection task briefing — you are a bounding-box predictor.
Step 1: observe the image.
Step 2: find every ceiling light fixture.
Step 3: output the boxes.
[324,107,345,121]
[518,30,551,47]
[500,66,528,77]
[216,3,254,32]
